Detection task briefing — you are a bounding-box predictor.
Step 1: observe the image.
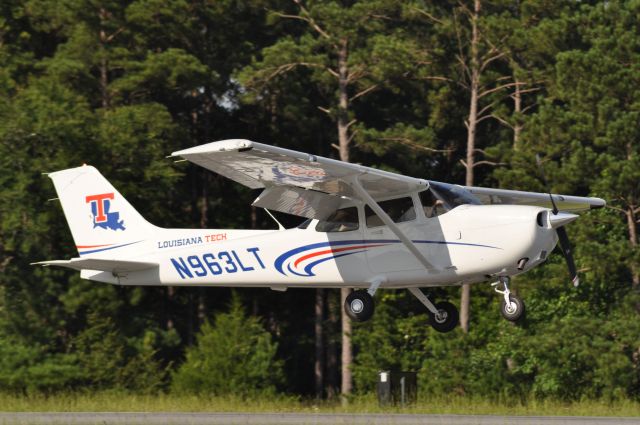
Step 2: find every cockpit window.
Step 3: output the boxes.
[420,190,447,218]
[315,207,359,232]
[365,197,416,227]
[427,181,482,210]
[297,218,312,229]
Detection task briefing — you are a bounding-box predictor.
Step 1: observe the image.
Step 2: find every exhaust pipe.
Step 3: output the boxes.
[517,257,529,271]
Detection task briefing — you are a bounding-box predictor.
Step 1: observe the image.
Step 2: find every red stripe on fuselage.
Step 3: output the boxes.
[76,244,113,249]
[293,244,386,268]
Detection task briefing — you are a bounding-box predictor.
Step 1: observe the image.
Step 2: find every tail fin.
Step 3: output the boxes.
[48,165,156,257]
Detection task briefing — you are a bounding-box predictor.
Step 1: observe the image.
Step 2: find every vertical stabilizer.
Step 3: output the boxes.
[48,166,156,257]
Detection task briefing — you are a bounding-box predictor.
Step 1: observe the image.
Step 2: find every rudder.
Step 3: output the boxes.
[48,165,156,257]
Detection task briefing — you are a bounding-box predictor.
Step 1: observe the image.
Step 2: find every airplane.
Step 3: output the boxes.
[34,139,605,332]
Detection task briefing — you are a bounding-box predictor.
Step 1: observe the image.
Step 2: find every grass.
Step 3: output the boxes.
[0,392,639,417]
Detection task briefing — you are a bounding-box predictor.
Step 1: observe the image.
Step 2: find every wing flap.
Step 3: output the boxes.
[252,186,346,220]
[32,258,158,273]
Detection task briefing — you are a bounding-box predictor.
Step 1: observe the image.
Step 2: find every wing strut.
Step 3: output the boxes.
[350,175,438,271]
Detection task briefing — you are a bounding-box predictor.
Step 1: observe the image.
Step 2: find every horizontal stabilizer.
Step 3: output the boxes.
[32,258,158,273]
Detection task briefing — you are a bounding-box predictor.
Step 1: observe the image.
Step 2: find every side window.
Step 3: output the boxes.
[297,218,312,229]
[365,197,416,228]
[419,190,447,218]
[315,207,359,232]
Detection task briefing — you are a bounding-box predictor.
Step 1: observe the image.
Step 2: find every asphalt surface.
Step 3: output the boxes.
[1,413,639,425]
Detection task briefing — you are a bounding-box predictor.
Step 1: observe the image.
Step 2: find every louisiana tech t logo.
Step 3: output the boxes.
[85,193,125,231]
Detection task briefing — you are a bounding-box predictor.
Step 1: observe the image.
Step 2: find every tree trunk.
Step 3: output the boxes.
[198,164,209,326]
[460,283,471,333]
[340,288,353,402]
[166,286,175,331]
[336,38,353,402]
[199,178,208,229]
[314,288,324,399]
[513,79,522,150]
[98,8,111,109]
[326,290,338,399]
[460,0,481,335]
[626,207,639,288]
[197,289,206,324]
[337,38,350,163]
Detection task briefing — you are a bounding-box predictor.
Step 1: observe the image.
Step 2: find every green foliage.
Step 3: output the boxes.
[171,296,284,396]
[0,333,83,394]
[73,314,167,393]
[355,290,640,401]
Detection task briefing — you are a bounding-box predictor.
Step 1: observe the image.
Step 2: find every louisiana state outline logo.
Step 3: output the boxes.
[85,193,125,231]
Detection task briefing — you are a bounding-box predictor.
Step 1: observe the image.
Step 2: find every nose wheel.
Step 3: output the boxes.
[492,277,525,322]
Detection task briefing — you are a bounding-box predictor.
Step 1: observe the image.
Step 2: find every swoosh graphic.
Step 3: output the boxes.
[274,238,501,277]
[78,240,143,256]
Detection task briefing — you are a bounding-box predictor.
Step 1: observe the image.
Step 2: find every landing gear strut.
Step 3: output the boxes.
[408,288,459,333]
[492,277,525,322]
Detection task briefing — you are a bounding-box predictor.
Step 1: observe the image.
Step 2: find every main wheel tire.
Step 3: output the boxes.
[344,290,375,322]
[429,301,459,333]
[500,294,525,322]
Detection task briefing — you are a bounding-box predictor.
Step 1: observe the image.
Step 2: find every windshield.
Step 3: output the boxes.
[427,181,482,210]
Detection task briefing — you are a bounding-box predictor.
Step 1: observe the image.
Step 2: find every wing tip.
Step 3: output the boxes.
[589,198,606,209]
[172,139,255,157]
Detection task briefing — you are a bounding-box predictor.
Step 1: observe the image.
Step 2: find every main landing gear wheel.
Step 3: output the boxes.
[500,294,525,322]
[344,290,375,322]
[428,301,459,333]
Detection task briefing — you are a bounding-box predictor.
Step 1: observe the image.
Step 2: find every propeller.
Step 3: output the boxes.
[536,154,580,287]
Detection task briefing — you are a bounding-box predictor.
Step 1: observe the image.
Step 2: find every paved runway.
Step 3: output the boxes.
[1,413,639,425]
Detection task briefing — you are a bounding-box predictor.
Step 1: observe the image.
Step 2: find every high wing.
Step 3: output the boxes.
[172,139,428,220]
[173,139,605,218]
[460,184,605,212]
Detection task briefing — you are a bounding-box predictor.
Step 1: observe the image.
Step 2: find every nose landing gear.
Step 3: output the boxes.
[492,277,525,322]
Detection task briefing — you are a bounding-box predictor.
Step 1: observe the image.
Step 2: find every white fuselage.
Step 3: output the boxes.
[82,203,558,289]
